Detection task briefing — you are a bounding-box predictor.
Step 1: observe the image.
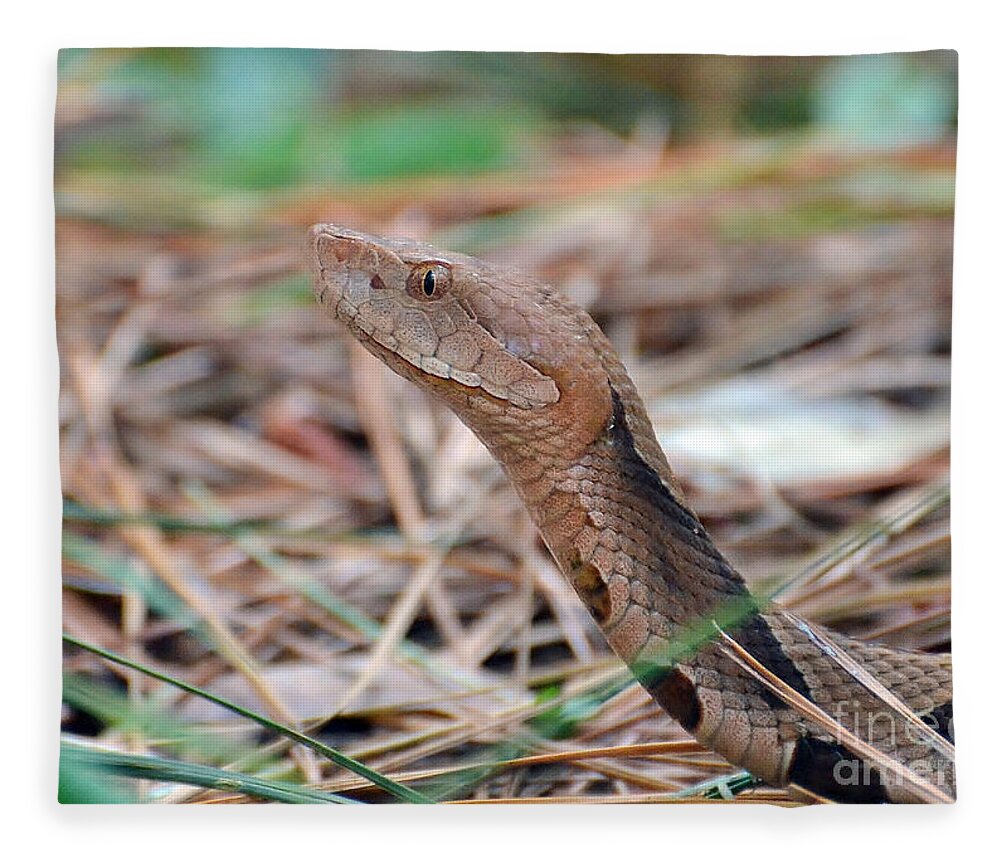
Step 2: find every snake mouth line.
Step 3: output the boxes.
[349,322,551,410]
[328,299,558,410]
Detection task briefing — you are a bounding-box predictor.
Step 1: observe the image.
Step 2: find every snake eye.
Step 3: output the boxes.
[407,262,451,301]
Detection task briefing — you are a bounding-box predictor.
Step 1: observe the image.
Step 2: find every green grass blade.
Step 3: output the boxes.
[60,743,354,804]
[63,633,431,803]
[62,673,260,764]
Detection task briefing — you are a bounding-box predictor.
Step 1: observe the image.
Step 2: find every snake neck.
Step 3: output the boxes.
[454,370,752,669]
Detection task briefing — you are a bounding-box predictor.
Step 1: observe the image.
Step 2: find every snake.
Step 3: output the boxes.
[308,224,955,803]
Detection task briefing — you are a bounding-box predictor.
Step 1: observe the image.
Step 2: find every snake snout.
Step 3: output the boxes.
[309,225,374,310]
[312,227,367,268]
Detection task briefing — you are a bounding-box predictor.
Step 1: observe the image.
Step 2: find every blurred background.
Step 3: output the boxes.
[57,50,955,804]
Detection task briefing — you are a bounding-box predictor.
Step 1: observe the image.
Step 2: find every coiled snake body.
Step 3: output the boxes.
[309,225,954,803]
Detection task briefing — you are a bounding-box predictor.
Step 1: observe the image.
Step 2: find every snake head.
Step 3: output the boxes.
[309,224,573,411]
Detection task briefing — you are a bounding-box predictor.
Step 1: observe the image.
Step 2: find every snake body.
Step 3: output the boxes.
[309,224,954,802]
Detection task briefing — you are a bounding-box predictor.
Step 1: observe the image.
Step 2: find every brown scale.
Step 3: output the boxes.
[310,224,955,803]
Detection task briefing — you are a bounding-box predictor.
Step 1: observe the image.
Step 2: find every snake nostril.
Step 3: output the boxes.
[370,274,387,290]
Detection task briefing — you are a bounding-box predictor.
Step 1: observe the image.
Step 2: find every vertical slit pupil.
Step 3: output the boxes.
[422,270,435,296]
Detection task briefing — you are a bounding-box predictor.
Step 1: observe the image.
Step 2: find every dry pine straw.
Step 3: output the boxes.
[59,140,953,803]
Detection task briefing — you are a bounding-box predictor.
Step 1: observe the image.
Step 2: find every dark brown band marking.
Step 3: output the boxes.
[734,614,815,704]
[788,736,889,803]
[607,388,816,707]
[606,390,732,573]
[924,701,954,742]
[647,669,701,731]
